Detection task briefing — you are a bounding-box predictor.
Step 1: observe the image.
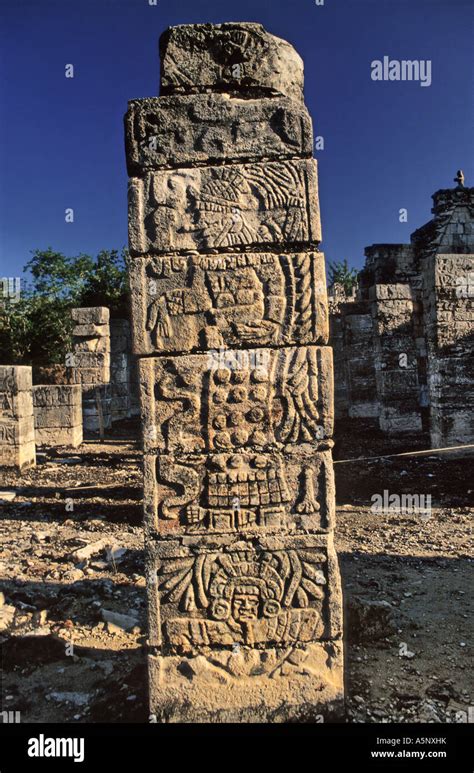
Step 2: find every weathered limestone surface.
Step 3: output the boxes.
[125,94,313,173]
[370,284,422,434]
[128,159,321,255]
[71,307,111,432]
[126,23,343,722]
[129,252,328,354]
[159,23,305,101]
[341,306,378,419]
[33,385,83,447]
[143,445,335,538]
[71,307,111,387]
[0,365,35,469]
[138,346,333,453]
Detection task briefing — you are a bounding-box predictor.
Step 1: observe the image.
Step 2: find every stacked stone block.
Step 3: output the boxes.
[341,303,378,420]
[110,319,132,422]
[33,385,82,447]
[71,307,111,432]
[0,366,35,469]
[370,284,422,434]
[126,23,343,722]
[424,253,474,446]
[330,180,473,444]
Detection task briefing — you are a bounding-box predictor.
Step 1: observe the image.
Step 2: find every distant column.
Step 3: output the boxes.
[0,366,35,469]
[70,307,111,432]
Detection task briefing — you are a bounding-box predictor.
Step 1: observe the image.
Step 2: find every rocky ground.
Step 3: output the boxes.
[0,418,472,723]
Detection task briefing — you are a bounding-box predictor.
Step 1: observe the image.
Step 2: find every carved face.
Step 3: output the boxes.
[232,589,260,623]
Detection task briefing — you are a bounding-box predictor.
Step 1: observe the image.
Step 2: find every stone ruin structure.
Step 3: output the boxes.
[110,319,140,423]
[32,384,83,448]
[70,306,111,432]
[125,22,343,722]
[70,308,140,434]
[331,177,474,447]
[0,365,36,469]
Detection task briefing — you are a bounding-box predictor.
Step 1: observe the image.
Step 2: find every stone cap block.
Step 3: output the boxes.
[0,365,33,393]
[71,307,110,325]
[159,23,304,102]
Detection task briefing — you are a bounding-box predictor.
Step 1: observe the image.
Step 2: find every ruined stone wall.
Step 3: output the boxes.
[330,182,473,446]
[33,384,83,448]
[70,307,111,432]
[126,22,343,722]
[0,366,35,470]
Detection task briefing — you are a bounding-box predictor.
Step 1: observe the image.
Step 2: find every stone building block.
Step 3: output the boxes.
[379,407,422,434]
[369,283,413,301]
[143,444,335,538]
[71,368,110,387]
[146,532,342,646]
[33,404,82,429]
[0,418,35,446]
[138,345,334,454]
[128,159,321,255]
[0,440,35,469]
[72,323,110,338]
[71,307,110,325]
[125,94,312,173]
[129,252,328,355]
[146,530,343,722]
[159,23,304,102]
[0,365,36,469]
[0,365,33,394]
[35,425,82,448]
[1,389,33,419]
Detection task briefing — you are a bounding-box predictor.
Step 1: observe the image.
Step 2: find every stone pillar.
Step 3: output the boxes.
[126,22,343,722]
[33,385,83,448]
[70,307,111,432]
[110,319,132,423]
[370,284,422,434]
[424,253,474,446]
[0,366,35,469]
[341,304,379,419]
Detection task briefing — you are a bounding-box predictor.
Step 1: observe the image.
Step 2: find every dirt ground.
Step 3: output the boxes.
[0,418,472,723]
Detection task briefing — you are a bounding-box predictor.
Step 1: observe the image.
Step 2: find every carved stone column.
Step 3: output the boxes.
[126,22,344,722]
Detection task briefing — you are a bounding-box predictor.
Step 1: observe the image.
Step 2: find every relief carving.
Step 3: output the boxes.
[158,546,327,652]
[129,160,320,254]
[130,251,328,354]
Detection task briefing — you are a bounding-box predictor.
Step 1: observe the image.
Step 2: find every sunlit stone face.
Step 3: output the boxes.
[231,590,260,623]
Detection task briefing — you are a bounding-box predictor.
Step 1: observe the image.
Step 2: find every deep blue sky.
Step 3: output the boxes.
[0,0,472,279]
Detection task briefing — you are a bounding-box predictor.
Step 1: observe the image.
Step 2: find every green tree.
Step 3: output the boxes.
[328,259,358,294]
[78,249,130,316]
[0,247,129,367]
